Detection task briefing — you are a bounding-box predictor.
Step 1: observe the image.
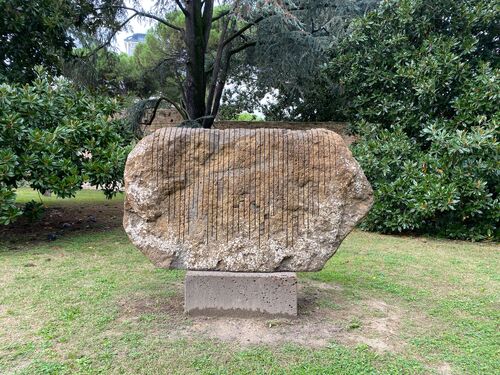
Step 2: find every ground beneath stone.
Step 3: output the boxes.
[119,279,421,354]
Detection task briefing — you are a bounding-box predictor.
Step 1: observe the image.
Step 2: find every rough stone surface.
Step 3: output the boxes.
[124,128,373,272]
[184,271,297,318]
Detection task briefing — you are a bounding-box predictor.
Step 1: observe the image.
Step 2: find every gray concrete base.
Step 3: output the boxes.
[184,271,297,318]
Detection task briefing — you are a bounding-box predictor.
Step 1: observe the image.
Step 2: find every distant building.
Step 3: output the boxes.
[124,33,146,56]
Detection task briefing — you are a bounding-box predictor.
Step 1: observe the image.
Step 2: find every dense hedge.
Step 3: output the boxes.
[326,0,499,240]
[0,68,133,224]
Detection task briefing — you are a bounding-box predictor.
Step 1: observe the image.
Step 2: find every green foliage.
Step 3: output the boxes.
[0,0,74,83]
[325,0,499,240]
[235,112,264,121]
[22,200,45,222]
[65,49,156,98]
[0,0,126,84]
[0,67,133,224]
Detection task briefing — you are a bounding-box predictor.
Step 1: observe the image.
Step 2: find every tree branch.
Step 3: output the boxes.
[222,3,336,48]
[96,6,184,32]
[144,96,188,126]
[230,41,257,56]
[85,13,139,57]
[212,9,231,22]
[174,0,188,15]
[202,0,214,48]
[223,17,263,47]
[205,15,230,116]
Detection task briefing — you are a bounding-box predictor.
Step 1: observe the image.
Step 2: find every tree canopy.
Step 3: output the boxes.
[323,0,499,240]
[85,0,377,130]
[0,0,128,84]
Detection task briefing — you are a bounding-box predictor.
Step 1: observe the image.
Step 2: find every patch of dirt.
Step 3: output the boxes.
[437,362,452,375]
[0,202,123,246]
[117,288,185,324]
[116,279,419,353]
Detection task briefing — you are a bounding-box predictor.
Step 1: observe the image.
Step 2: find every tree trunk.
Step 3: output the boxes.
[183,0,214,127]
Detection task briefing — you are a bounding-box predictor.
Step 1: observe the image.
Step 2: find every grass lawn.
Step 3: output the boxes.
[0,190,498,374]
[14,188,124,206]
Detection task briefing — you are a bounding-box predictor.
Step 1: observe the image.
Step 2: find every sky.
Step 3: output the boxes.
[113,0,156,53]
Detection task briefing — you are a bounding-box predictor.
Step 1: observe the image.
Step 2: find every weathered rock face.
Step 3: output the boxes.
[124,128,373,272]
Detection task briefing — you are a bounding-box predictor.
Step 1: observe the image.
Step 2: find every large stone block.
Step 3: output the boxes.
[184,271,297,317]
[124,128,373,272]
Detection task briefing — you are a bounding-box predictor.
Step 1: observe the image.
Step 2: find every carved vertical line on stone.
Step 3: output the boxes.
[186,129,195,236]
[247,131,251,241]
[203,130,209,245]
[255,130,259,246]
[326,134,333,197]
[295,132,302,238]
[315,129,321,215]
[176,127,182,242]
[165,128,172,223]
[310,130,315,216]
[257,130,262,247]
[280,130,285,245]
[179,127,187,243]
[231,130,236,237]
[253,131,257,241]
[222,131,228,243]
[231,129,236,238]
[270,129,275,219]
[227,130,232,242]
[295,132,300,244]
[183,128,189,242]
[220,131,224,242]
[247,131,255,239]
[285,131,290,248]
[171,127,178,221]
[226,130,231,243]
[321,134,330,198]
[208,130,214,242]
[334,140,337,177]
[150,130,155,179]
[208,130,213,241]
[260,130,264,247]
[292,132,297,247]
[300,131,306,231]
[289,132,294,247]
[243,130,247,239]
[193,129,201,220]
[151,130,155,183]
[183,129,189,237]
[250,130,254,241]
[264,129,273,240]
[215,132,221,241]
[156,130,161,187]
[295,132,299,233]
[318,130,323,214]
[228,130,232,238]
[305,131,311,230]
[211,130,216,240]
[236,130,241,235]
[159,129,164,196]
[151,130,157,185]
[159,129,166,189]
[262,129,265,240]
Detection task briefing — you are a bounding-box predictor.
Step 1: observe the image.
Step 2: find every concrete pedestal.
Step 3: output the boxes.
[184,271,297,318]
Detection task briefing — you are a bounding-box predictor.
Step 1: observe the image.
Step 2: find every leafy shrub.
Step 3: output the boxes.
[235,112,264,121]
[325,0,499,240]
[23,200,45,222]
[0,67,134,225]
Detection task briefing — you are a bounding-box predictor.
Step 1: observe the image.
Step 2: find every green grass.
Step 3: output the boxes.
[0,191,498,374]
[15,188,124,206]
